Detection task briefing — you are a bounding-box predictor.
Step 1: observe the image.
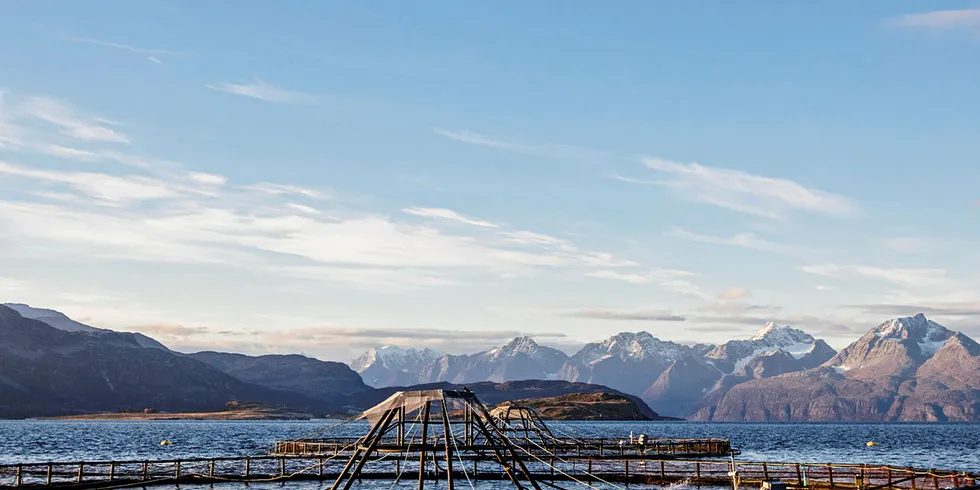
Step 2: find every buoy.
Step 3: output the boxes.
[160,440,172,446]
[866,441,878,447]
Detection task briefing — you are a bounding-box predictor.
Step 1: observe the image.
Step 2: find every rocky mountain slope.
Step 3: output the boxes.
[699,314,979,421]
[558,331,693,397]
[4,303,168,350]
[187,351,369,400]
[7,301,979,422]
[639,323,837,416]
[0,305,330,417]
[351,345,443,387]
[417,337,569,384]
[352,326,838,418]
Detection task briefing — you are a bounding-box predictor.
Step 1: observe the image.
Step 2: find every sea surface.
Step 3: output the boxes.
[1,420,978,488]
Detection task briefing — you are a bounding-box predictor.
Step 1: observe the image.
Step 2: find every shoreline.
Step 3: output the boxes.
[34,409,317,421]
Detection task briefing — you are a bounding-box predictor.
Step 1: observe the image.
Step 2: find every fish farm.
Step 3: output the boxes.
[1,389,977,490]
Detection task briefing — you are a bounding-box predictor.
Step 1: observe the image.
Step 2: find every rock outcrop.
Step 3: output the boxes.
[497,392,671,420]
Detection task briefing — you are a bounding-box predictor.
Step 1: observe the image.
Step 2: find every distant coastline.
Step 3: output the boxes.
[38,402,315,421]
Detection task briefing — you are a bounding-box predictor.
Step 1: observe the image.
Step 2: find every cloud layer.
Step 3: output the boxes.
[633,158,859,219]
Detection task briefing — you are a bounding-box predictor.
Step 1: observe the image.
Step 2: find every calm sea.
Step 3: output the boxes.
[1,420,978,488]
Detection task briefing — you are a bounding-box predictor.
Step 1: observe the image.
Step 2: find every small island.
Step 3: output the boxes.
[40,401,315,421]
[496,392,680,421]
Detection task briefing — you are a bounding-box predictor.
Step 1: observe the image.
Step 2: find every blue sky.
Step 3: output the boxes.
[1,1,978,360]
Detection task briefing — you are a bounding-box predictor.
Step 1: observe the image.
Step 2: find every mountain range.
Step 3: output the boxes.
[348,322,840,417]
[0,303,663,419]
[3,301,979,421]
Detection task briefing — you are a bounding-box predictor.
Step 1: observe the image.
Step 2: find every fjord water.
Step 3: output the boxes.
[1,420,978,473]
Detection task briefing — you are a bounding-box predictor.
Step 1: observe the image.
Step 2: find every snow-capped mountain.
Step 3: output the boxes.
[418,337,570,384]
[571,331,691,366]
[825,313,954,379]
[703,315,980,421]
[706,321,835,375]
[559,332,694,397]
[2,303,169,350]
[350,345,442,387]
[640,322,836,418]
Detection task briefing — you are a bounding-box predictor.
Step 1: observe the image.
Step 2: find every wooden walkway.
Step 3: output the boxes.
[272,436,735,459]
[1,455,976,489]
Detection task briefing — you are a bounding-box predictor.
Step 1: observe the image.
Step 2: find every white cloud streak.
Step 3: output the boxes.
[0,162,176,204]
[21,97,130,143]
[433,128,612,160]
[244,183,330,199]
[895,9,980,31]
[68,37,171,55]
[799,263,957,289]
[206,79,320,104]
[667,228,795,253]
[404,207,499,228]
[587,268,709,299]
[630,157,859,219]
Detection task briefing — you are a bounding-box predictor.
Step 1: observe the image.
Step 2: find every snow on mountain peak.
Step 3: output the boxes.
[576,331,688,366]
[870,314,952,357]
[872,314,948,340]
[748,322,815,346]
[485,336,563,361]
[350,345,441,372]
[749,321,780,340]
[707,322,823,374]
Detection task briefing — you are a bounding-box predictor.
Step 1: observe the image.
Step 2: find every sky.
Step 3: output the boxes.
[1,1,979,361]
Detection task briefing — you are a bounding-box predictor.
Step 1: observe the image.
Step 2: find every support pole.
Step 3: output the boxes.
[418,401,432,490]
[471,401,542,490]
[467,404,526,490]
[398,406,406,445]
[328,408,397,490]
[440,395,455,490]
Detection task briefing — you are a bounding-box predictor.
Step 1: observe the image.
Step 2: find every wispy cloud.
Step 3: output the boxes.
[1,169,648,292]
[68,36,171,55]
[894,9,980,31]
[799,263,956,289]
[624,157,859,219]
[433,128,612,161]
[206,79,320,104]
[244,183,330,199]
[844,302,980,318]
[587,268,709,299]
[698,301,779,315]
[22,96,129,143]
[186,172,227,186]
[690,314,855,336]
[667,228,795,253]
[557,309,686,322]
[0,162,176,204]
[147,56,164,65]
[404,207,499,228]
